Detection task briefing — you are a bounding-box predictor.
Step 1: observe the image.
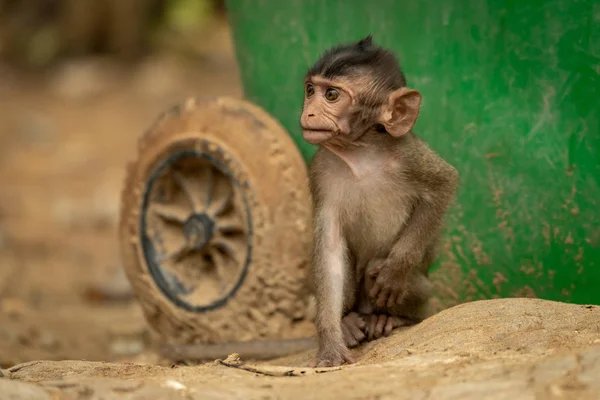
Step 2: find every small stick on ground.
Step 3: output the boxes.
[215,353,342,377]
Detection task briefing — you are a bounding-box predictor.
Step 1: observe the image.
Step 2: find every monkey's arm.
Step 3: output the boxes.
[391,162,459,262]
[370,160,459,307]
[310,208,355,367]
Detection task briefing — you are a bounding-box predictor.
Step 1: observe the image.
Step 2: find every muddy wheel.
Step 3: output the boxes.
[119,97,313,344]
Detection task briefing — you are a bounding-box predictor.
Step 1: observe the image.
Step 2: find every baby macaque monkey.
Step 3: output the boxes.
[302,35,459,367]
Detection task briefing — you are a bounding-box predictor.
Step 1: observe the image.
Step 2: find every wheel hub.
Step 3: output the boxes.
[183,213,215,250]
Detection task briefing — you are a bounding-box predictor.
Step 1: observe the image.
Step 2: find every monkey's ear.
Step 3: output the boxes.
[381,88,422,137]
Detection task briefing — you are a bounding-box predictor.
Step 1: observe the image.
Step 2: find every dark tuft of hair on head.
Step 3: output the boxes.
[307,34,406,90]
[356,34,373,50]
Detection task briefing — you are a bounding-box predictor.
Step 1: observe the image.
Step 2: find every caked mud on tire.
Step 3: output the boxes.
[119,97,312,344]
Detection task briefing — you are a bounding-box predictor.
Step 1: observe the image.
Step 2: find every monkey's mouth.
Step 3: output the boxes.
[302,129,336,144]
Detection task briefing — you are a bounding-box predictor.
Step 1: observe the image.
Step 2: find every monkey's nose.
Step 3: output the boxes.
[308,113,315,117]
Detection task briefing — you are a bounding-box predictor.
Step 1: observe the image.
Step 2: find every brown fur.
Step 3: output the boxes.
[303,36,459,367]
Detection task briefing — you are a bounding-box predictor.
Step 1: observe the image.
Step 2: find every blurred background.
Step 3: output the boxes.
[0,0,241,367]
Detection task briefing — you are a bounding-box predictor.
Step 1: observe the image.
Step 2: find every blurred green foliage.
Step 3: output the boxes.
[165,0,213,32]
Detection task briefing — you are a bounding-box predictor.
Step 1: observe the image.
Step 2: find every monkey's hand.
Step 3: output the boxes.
[367,255,416,308]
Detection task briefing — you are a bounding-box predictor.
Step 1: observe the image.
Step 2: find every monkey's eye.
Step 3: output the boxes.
[305,83,315,97]
[325,88,340,101]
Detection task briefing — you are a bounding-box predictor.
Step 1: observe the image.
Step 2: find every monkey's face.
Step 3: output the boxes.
[300,76,356,145]
[301,74,422,146]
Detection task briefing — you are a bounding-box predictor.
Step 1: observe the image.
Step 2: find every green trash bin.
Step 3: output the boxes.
[226,0,600,307]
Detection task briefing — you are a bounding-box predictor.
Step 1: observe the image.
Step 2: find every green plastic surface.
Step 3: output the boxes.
[226,0,600,306]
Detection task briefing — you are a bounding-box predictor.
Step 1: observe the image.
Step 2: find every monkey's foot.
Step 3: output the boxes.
[366,314,413,341]
[342,312,366,348]
[310,343,355,368]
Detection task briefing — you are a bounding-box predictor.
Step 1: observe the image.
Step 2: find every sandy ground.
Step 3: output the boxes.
[2,298,600,399]
[1,19,600,400]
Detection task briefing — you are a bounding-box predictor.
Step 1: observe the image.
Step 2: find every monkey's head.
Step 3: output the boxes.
[300,35,422,146]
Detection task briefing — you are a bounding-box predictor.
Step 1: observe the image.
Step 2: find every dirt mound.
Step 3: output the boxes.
[3,298,600,399]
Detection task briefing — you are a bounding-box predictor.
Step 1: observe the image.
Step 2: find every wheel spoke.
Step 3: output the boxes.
[171,170,198,211]
[159,245,190,263]
[216,212,245,234]
[211,234,246,265]
[207,175,233,217]
[172,166,216,213]
[208,248,234,294]
[150,202,189,224]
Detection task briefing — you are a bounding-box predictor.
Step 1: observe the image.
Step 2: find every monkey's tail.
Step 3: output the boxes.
[160,337,317,361]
